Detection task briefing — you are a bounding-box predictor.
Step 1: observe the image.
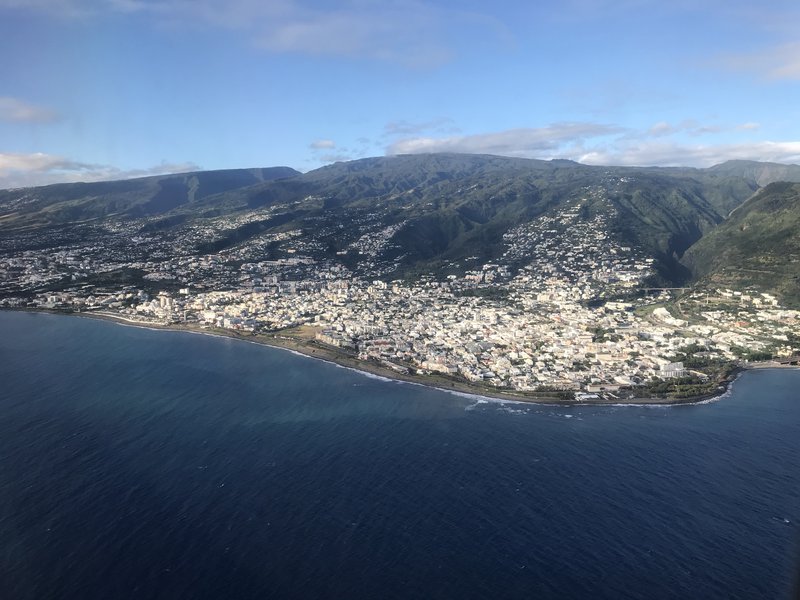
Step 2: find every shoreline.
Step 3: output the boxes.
[8,308,771,407]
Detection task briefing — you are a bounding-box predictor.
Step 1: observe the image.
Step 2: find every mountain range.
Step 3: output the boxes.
[683,181,800,302]
[1,154,799,305]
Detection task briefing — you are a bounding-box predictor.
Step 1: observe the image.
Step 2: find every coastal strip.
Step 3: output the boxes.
[11,308,757,407]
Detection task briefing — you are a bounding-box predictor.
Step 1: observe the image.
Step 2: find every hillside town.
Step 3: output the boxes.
[2,196,797,400]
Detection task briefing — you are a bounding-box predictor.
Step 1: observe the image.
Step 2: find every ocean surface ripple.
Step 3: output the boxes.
[1,312,798,600]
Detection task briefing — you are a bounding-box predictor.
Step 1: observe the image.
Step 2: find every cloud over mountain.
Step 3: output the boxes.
[0,152,199,188]
[387,123,621,157]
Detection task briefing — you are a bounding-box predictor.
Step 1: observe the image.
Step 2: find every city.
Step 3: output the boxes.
[2,191,796,403]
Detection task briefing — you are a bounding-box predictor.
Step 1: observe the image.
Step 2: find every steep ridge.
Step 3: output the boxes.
[682,181,800,305]
[205,154,758,282]
[1,154,794,288]
[707,160,800,188]
[0,167,300,229]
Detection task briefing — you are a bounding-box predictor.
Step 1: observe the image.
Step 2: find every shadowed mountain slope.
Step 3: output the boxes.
[682,181,800,305]
[3,154,798,289]
[0,167,300,229]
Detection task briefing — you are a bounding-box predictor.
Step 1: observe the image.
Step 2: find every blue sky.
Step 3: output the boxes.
[1,0,799,188]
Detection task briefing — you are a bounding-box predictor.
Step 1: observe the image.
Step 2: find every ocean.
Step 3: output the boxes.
[0,311,798,599]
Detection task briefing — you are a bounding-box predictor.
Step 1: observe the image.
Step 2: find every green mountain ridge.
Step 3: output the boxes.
[682,181,800,305]
[1,153,799,300]
[179,154,762,282]
[0,166,300,229]
[707,160,800,188]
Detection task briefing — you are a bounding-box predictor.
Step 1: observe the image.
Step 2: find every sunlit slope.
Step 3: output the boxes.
[0,167,300,229]
[5,154,799,287]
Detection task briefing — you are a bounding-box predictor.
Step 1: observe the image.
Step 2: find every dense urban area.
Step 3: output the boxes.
[2,190,797,403]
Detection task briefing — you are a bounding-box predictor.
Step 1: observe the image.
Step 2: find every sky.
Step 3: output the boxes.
[1,0,799,188]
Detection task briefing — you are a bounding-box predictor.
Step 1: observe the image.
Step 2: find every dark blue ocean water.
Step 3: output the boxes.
[1,311,799,600]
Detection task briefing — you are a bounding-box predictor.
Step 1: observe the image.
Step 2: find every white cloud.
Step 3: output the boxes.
[309,139,335,150]
[0,0,94,17]
[0,152,75,174]
[317,153,352,164]
[720,41,800,81]
[0,97,59,123]
[308,139,355,164]
[719,2,800,38]
[383,120,800,168]
[575,140,800,167]
[737,122,761,131]
[648,122,674,137]
[255,6,452,67]
[0,152,199,189]
[387,123,622,157]
[2,0,506,68]
[643,120,725,139]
